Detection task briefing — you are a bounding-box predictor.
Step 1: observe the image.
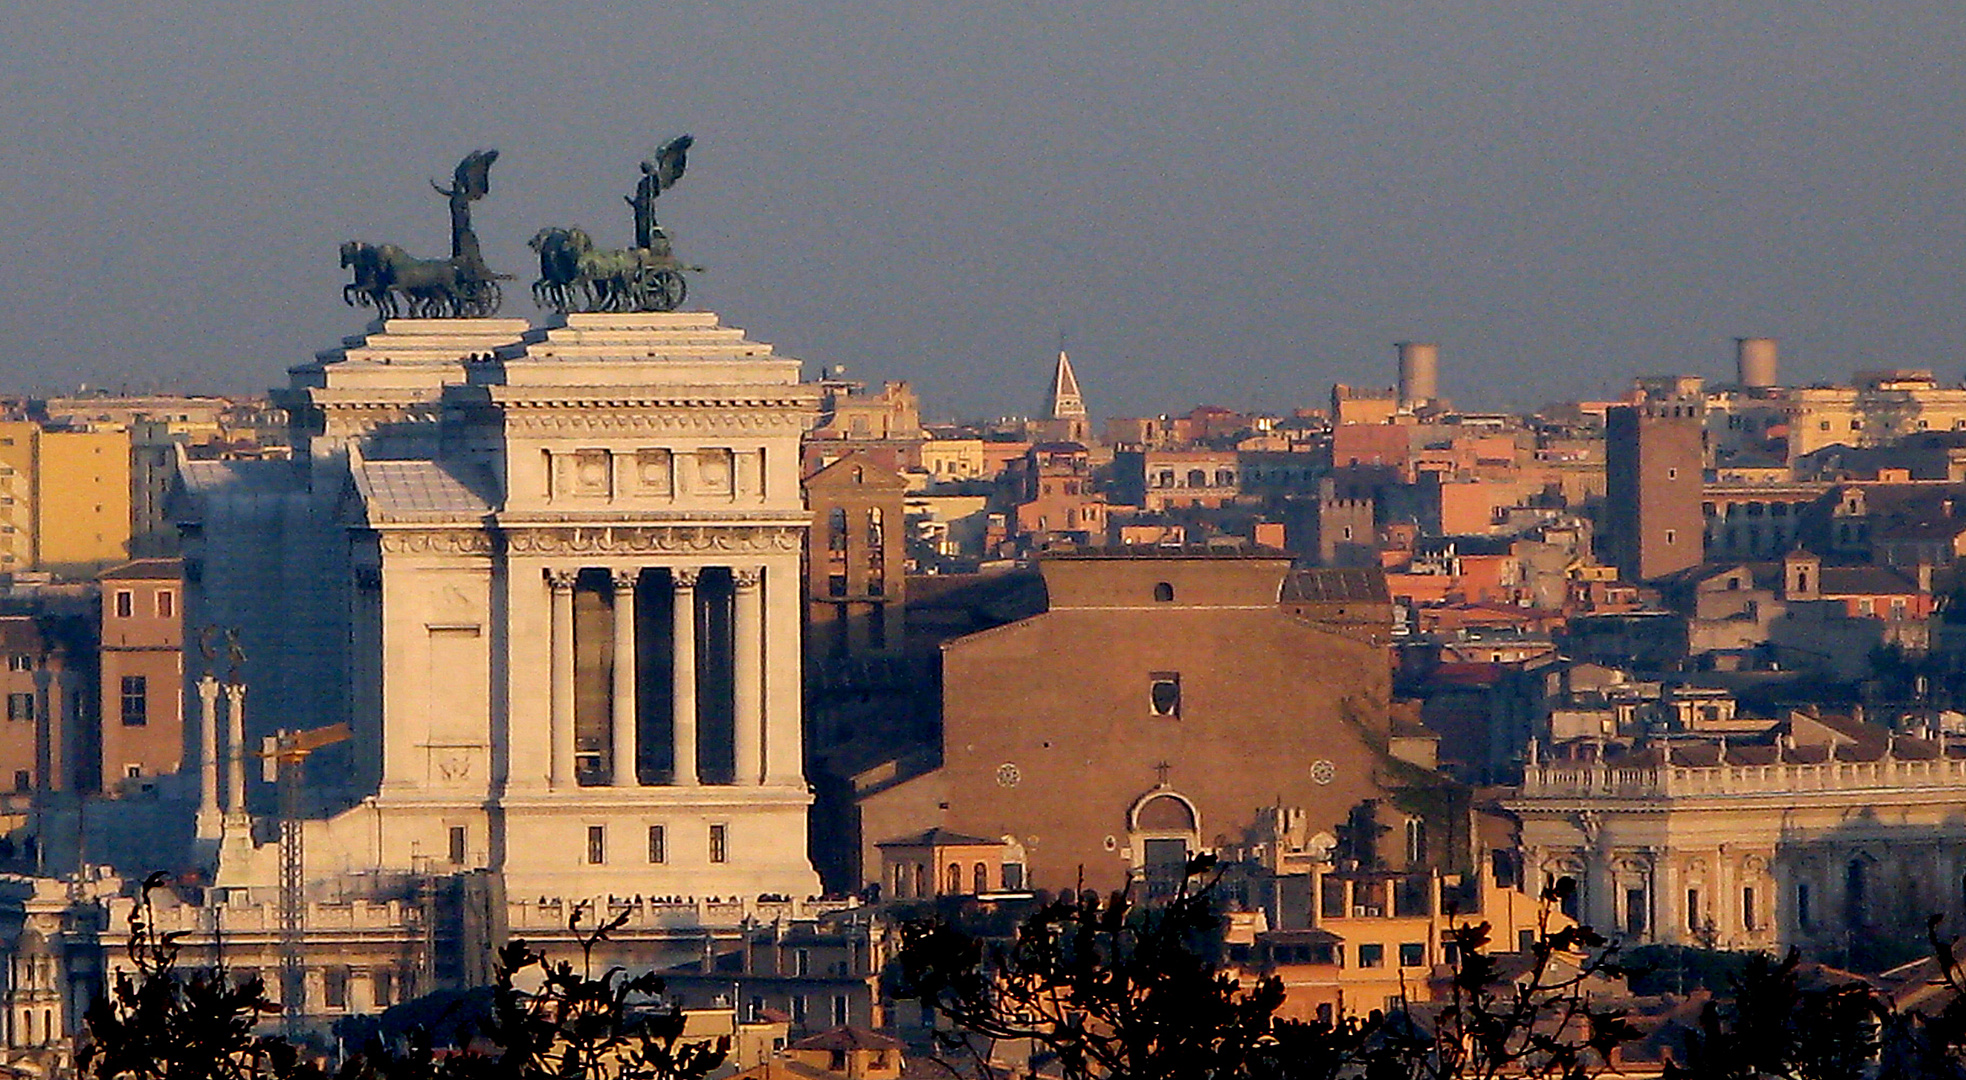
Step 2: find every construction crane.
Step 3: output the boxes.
[258,722,351,1040]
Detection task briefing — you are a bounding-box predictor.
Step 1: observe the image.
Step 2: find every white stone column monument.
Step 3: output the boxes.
[732,568,764,785]
[224,683,248,817]
[196,676,222,839]
[548,569,577,788]
[671,568,699,785]
[610,570,639,788]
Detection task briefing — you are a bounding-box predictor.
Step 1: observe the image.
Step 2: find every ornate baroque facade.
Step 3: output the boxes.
[1506,741,1966,954]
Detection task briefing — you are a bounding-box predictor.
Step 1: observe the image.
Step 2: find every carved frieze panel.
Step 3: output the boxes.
[634,449,674,494]
[696,449,734,495]
[505,524,801,555]
[379,530,496,555]
[424,743,488,786]
[502,408,815,435]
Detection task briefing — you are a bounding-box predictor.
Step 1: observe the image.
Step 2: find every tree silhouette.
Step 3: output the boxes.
[896,862,1632,1080]
[86,883,729,1080]
[83,872,321,1080]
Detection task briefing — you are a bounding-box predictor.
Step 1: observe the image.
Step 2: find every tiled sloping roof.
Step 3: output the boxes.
[353,460,497,522]
[100,558,182,581]
[1818,566,1921,596]
[875,828,1000,848]
[177,459,301,496]
[1281,568,1392,604]
[790,1027,907,1052]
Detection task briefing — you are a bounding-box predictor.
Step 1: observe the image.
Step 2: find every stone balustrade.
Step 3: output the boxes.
[1519,754,1966,800]
[503,895,855,932]
[125,898,417,934]
[119,893,857,938]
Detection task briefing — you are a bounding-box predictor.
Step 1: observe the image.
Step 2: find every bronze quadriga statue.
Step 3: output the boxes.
[530,136,695,314]
[342,150,509,319]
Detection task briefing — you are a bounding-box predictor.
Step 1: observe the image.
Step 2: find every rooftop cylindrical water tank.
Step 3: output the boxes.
[1736,337,1778,388]
[1396,342,1439,404]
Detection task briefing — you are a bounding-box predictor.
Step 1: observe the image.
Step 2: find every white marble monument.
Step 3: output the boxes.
[179,313,823,907]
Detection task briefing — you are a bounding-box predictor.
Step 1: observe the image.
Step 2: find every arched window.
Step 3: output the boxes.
[827,507,848,551]
[1153,582,1174,602]
[1186,469,1207,488]
[974,862,989,894]
[947,863,963,895]
[1404,819,1427,866]
[1215,469,1236,487]
[914,864,927,898]
[867,507,884,547]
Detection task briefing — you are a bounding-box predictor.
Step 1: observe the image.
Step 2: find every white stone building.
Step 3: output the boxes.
[176,312,825,901]
[1506,730,1966,960]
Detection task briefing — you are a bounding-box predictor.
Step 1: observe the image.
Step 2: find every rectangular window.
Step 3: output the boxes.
[5,655,28,672]
[1686,889,1701,932]
[792,995,807,1025]
[709,824,728,864]
[648,825,666,864]
[796,948,811,976]
[587,825,606,865]
[12,770,28,793]
[1149,672,1181,717]
[7,693,33,722]
[1357,944,1384,969]
[120,676,147,727]
[832,995,848,1026]
[324,968,349,1010]
[114,590,133,618]
[156,590,174,619]
[1398,942,1425,968]
[1743,887,1758,932]
[372,969,394,1008]
[1664,529,1678,546]
[448,826,467,865]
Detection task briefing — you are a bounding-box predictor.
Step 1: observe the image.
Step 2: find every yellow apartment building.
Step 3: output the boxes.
[0,421,133,577]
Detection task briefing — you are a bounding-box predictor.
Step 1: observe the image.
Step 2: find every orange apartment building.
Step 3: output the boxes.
[97,558,184,792]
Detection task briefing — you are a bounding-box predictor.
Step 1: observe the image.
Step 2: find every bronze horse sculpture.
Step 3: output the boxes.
[339,150,505,319]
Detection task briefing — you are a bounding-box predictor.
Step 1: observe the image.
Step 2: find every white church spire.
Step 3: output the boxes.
[1047,349,1087,420]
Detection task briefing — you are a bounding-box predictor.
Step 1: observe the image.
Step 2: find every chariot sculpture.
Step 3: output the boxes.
[530,136,695,314]
[341,150,508,319]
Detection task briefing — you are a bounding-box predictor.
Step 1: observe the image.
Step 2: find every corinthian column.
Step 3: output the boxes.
[611,570,640,788]
[733,568,764,786]
[548,569,578,789]
[671,568,700,786]
[224,683,248,815]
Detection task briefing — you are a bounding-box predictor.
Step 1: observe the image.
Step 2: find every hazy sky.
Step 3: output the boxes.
[2,0,1962,418]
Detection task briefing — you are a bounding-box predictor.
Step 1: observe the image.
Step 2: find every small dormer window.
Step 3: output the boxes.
[1153,582,1174,602]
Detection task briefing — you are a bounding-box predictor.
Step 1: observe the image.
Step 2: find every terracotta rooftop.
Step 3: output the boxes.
[875,828,1001,848]
[790,1027,907,1053]
[1280,568,1391,604]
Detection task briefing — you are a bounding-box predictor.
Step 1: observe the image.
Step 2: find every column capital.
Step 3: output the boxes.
[546,568,580,591]
[223,683,247,703]
[610,568,640,592]
[672,567,701,589]
[733,567,763,589]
